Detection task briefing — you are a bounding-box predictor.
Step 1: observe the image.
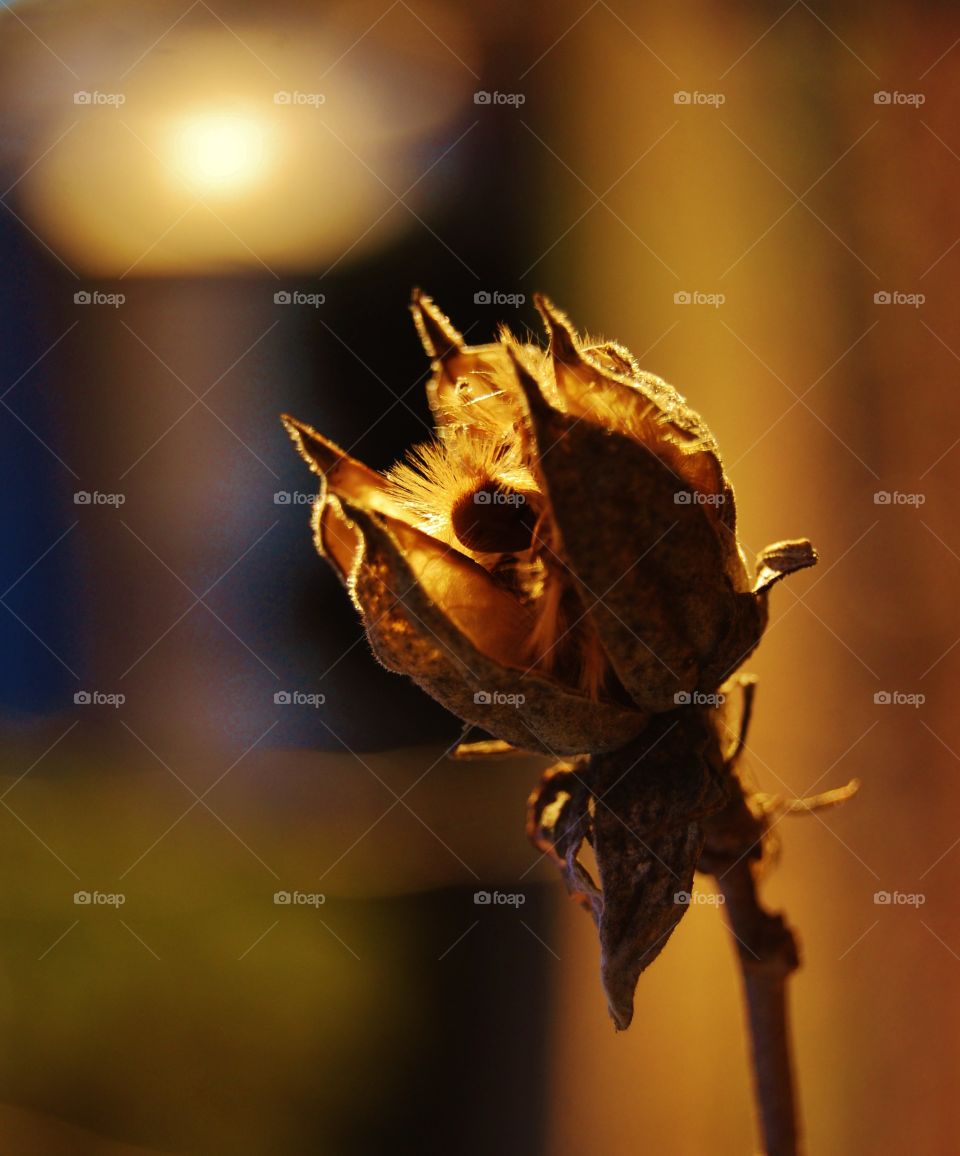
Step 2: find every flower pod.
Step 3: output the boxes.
[282,292,815,755]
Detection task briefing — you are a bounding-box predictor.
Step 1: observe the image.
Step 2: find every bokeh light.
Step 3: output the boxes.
[174,113,266,190]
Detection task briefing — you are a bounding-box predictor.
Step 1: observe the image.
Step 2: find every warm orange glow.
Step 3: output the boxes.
[174,113,265,191]
[8,10,476,275]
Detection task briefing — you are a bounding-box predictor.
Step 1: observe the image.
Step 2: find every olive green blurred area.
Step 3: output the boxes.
[0,733,555,1154]
[2,0,960,1153]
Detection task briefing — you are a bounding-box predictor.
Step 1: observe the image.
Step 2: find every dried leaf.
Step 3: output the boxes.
[530,708,730,1029]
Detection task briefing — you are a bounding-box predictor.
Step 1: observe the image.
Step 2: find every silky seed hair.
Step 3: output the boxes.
[384,402,611,700]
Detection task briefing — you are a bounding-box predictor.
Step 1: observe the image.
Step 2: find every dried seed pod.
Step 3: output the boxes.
[283,294,830,1033]
[282,292,816,755]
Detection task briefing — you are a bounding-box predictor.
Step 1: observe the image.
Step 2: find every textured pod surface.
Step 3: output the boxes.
[511,351,767,710]
[283,292,816,756]
[344,503,651,755]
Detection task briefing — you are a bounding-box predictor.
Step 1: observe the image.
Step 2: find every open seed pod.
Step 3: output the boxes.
[282,292,816,755]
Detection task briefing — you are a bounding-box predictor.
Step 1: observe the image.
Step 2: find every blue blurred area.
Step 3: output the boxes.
[0,217,77,712]
[0,254,466,750]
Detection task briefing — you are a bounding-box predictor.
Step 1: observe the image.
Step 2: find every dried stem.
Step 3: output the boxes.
[700,786,801,1156]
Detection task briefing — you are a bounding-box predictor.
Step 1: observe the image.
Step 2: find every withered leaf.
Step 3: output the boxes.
[530,707,730,1030]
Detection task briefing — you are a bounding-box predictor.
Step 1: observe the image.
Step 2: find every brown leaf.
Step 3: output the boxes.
[529,708,730,1029]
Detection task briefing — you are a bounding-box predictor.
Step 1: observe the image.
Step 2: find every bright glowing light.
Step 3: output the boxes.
[12,8,477,274]
[175,114,264,189]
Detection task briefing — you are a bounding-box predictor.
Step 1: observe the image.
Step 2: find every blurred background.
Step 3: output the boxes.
[0,0,957,1152]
